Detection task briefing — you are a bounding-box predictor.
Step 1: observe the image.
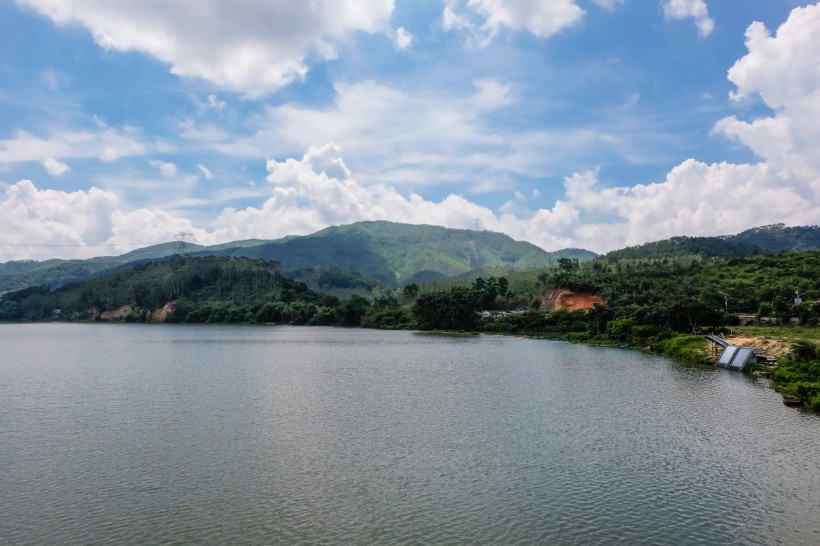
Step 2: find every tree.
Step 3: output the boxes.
[340,295,371,326]
[402,283,419,300]
[586,303,614,336]
[557,257,580,273]
[413,287,479,331]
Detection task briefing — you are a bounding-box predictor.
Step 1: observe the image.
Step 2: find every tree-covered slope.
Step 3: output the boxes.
[0,256,379,327]
[605,224,820,260]
[201,221,592,287]
[726,224,820,252]
[21,221,818,296]
[0,259,64,279]
[542,251,820,328]
[602,236,758,260]
[603,224,819,261]
[0,259,118,295]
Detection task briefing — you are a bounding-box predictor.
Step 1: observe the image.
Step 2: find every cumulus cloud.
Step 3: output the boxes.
[548,5,820,249]
[205,4,820,252]
[443,0,585,46]
[208,144,793,253]
[0,180,199,260]
[205,143,583,249]
[715,4,820,200]
[17,0,397,97]
[4,5,818,260]
[208,143,489,241]
[395,27,414,50]
[43,157,70,176]
[662,0,714,37]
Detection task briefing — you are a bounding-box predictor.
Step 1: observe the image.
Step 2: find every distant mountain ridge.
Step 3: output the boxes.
[3,222,817,296]
[0,221,594,294]
[192,221,594,287]
[602,224,820,261]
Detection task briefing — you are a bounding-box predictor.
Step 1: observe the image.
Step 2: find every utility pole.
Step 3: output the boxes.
[174,230,193,254]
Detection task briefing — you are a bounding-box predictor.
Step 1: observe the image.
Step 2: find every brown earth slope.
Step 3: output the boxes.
[539,288,605,312]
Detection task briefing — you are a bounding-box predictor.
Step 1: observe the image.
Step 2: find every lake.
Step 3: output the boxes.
[1,324,819,545]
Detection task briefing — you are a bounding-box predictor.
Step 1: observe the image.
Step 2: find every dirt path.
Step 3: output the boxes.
[724,335,791,358]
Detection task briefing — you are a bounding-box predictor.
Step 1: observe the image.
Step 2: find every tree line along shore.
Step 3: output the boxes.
[1,252,819,410]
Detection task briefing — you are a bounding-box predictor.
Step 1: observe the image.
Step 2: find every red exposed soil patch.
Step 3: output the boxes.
[150,302,175,323]
[99,305,132,320]
[539,288,605,312]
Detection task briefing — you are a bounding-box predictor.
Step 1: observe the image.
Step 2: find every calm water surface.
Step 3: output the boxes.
[1,324,819,545]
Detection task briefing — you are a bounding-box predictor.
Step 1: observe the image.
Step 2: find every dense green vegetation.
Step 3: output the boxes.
[4,222,816,297]
[406,251,820,410]
[730,224,820,252]
[206,221,593,287]
[0,221,593,295]
[413,251,820,337]
[770,341,820,411]
[546,251,819,327]
[3,224,820,410]
[603,224,819,261]
[0,256,374,327]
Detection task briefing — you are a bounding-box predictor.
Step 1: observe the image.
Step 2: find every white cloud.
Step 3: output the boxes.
[590,0,623,10]
[4,5,818,261]
[43,157,70,176]
[715,4,820,200]
[395,27,414,50]
[184,79,620,194]
[150,159,177,177]
[203,3,820,252]
[551,160,817,252]
[209,143,507,242]
[210,143,815,253]
[17,0,397,97]
[0,126,152,165]
[443,0,585,46]
[206,95,225,110]
[547,5,820,250]
[197,164,214,180]
[0,179,199,260]
[662,0,714,37]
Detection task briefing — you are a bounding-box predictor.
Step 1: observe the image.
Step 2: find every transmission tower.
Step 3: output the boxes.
[174,230,193,254]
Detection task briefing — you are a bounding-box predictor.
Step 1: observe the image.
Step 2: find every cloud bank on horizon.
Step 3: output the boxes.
[0,0,818,260]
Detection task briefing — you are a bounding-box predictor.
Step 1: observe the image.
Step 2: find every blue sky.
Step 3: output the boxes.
[1,0,818,260]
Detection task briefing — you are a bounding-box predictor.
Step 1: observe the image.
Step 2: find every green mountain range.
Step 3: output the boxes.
[3,222,818,297]
[0,221,594,294]
[601,224,820,261]
[191,222,595,286]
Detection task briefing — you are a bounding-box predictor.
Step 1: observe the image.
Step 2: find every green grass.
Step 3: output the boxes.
[738,325,820,344]
[653,335,712,365]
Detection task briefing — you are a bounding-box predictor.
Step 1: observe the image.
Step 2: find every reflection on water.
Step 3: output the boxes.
[1,324,819,545]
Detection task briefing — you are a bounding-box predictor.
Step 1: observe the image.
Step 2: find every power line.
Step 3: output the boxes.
[2,242,168,248]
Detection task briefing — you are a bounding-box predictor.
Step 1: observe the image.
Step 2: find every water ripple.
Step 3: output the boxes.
[1,325,819,545]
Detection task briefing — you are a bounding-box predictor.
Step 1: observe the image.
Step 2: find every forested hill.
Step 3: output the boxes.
[0,222,593,294]
[191,221,595,287]
[5,222,816,295]
[0,256,380,326]
[603,224,819,261]
[728,224,820,252]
